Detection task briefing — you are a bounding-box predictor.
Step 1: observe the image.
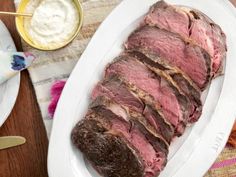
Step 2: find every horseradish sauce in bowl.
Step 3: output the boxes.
[16,0,83,50]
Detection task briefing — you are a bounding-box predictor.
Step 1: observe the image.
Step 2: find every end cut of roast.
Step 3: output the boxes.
[72,100,168,177]
[144,0,227,76]
[71,118,145,177]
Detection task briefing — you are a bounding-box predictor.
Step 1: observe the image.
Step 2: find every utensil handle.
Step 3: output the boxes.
[0,11,32,17]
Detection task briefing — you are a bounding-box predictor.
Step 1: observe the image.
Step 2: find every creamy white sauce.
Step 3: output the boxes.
[24,0,79,47]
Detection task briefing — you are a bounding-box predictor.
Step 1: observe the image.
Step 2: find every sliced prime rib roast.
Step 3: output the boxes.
[71,1,227,176]
[145,0,227,76]
[72,98,168,177]
[125,25,212,90]
[105,54,191,135]
[127,51,202,123]
[92,75,174,143]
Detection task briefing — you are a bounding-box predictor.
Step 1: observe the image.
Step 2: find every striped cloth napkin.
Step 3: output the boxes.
[14,0,236,176]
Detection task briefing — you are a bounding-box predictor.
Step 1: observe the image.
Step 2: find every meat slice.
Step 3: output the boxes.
[145,0,226,76]
[92,75,174,143]
[184,8,227,75]
[125,25,212,90]
[105,55,191,135]
[90,96,169,154]
[80,102,168,177]
[92,75,144,115]
[145,0,190,38]
[71,119,145,177]
[169,72,202,123]
[127,51,202,123]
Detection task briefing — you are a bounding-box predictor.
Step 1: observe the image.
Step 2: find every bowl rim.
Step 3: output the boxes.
[15,0,84,51]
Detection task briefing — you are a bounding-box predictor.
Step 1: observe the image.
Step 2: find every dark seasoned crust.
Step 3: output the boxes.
[127,50,202,123]
[71,118,145,177]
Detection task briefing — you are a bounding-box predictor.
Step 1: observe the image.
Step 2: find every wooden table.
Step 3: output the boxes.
[0,0,235,177]
[0,1,48,177]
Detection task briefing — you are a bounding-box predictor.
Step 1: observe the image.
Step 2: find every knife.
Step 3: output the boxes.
[0,136,26,150]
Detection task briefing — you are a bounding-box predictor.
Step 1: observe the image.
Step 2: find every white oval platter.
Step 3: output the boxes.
[48,0,236,177]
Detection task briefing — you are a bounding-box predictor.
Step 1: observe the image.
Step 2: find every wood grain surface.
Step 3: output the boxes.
[0,1,48,177]
[0,1,235,177]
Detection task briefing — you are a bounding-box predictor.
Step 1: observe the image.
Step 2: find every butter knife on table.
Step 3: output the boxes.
[0,136,26,150]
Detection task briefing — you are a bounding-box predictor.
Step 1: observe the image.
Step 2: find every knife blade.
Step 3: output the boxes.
[0,136,26,150]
